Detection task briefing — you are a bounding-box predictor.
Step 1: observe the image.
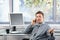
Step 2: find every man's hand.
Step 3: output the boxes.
[48,28,54,34]
[31,19,36,26]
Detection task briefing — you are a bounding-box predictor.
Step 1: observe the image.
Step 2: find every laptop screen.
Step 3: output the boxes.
[10,13,23,26]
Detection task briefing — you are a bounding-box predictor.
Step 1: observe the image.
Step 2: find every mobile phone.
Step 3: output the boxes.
[33,19,36,23]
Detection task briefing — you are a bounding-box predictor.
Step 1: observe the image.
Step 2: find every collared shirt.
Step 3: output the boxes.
[24,22,51,40]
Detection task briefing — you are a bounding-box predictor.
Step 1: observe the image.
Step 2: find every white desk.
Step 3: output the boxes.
[0,29,60,40]
[0,33,30,40]
[0,28,30,40]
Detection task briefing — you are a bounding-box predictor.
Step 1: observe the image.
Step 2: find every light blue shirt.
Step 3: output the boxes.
[24,23,51,40]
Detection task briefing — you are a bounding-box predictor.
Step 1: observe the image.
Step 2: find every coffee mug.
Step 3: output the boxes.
[6,29,10,34]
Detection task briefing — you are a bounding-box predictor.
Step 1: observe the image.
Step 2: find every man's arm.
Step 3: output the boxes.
[24,19,36,34]
[47,25,54,36]
[23,24,34,34]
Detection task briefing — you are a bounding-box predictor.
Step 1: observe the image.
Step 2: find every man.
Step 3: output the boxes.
[24,11,54,40]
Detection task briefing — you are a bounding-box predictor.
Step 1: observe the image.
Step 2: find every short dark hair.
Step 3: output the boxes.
[35,11,44,17]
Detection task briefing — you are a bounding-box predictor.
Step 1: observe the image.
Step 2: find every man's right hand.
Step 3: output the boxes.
[31,19,36,26]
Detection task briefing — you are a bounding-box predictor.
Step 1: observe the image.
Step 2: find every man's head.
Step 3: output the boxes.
[35,11,44,24]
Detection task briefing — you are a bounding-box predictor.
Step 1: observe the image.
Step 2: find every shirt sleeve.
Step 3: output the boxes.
[46,24,51,36]
[23,24,34,34]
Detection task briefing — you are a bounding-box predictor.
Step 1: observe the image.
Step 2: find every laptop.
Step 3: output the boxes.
[10,13,24,34]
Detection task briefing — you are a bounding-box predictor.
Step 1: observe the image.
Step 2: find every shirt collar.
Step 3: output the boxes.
[35,22,45,27]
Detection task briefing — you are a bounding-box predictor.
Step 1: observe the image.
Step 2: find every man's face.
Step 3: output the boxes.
[35,13,44,23]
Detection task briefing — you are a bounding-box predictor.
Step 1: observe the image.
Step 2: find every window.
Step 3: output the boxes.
[13,0,53,22]
[56,0,60,22]
[13,0,60,24]
[0,0,9,23]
